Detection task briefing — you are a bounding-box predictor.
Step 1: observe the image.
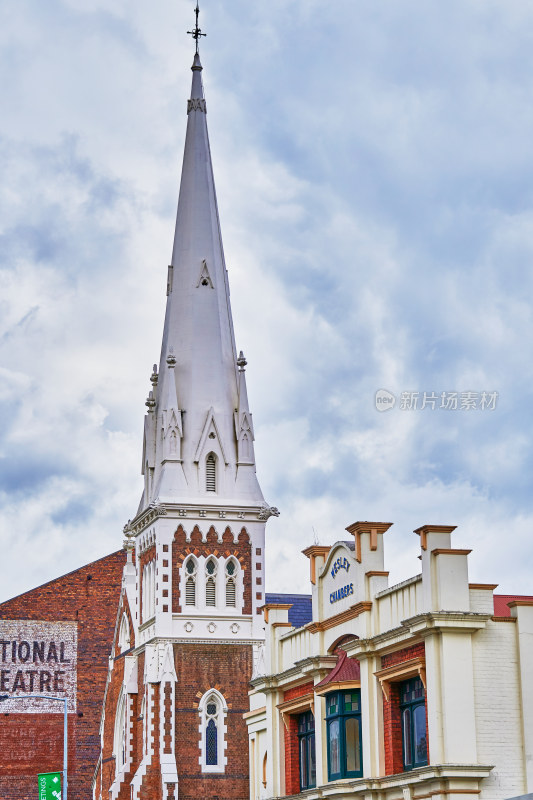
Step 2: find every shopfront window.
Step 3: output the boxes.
[297,710,316,791]
[400,677,427,770]
[326,691,362,780]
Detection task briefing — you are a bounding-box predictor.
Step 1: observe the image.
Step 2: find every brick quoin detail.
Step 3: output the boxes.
[283,682,314,795]
[0,550,126,800]
[139,683,162,800]
[172,525,252,614]
[101,654,126,796]
[381,643,429,776]
[164,683,172,754]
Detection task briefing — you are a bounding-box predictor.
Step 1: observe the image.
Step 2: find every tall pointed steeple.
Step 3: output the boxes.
[140,47,266,512]
[97,20,278,800]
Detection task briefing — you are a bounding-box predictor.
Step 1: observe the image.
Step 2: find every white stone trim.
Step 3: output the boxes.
[118,612,131,653]
[110,688,132,800]
[198,688,228,774]
[130,684,154,800]
[142,560,156,621]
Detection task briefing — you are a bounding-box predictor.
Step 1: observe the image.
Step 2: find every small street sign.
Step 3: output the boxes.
[38,771,62,800]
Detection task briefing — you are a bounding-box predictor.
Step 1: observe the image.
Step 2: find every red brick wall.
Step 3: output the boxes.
[283,682,314,702]
[283,682,314,795]
[0,550,126,800]
[174,641,253,800]
[381,643,427,776]
[284,715,300,796]
[173,525,252,614]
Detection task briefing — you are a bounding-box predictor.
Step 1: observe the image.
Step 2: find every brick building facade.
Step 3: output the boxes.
[246,525,533,800]
[0,551,125,800]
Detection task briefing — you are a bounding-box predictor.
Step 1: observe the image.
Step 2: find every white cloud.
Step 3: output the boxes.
[1,1,532,602]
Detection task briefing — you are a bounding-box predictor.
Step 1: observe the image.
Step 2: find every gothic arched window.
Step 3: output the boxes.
[205,558,217,606]
[184,556,197,606]
[142,561,155,622]
[114,689,128,774]
[118,612,130,653]
[225,558,238,607]
[206,452,216,492]
[199,689,227,773]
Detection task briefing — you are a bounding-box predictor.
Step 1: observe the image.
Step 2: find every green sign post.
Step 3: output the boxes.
[38,772,62,800]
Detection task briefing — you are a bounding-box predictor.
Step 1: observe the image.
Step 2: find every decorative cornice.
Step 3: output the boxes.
[413,524,457,551]
[262,603,293,624]
[508,599,533,608]
[242,706,266,721]
[314,680,360,697]
[128,503,168,536]
[266,763,493,798]
[277,692,314,714]
[187,98,206,113]
[302,545,332,557]
[249,656,337,692]
[127,501,270,536]
[302,545,331,585]
[345,521,393,562]
[432,548,472,557]
[341,611,492,659]
[469,583,498,590]
[374,656,426,701]
[307,602,372,633]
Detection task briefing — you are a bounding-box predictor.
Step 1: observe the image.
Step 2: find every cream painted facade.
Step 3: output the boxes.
[247,522,533,800]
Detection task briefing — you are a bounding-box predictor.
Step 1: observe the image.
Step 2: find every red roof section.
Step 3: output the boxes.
[315,649,361,690]
[493,594,533,617]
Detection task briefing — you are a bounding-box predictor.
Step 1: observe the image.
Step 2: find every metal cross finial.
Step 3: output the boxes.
[187,3,206,54]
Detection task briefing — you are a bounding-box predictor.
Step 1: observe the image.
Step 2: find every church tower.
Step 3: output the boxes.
[94,12,277,800]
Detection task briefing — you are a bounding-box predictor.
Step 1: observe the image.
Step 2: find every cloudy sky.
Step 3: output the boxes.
[1,0,533,603]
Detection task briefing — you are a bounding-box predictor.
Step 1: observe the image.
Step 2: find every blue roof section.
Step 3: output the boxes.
[265,593,313,629]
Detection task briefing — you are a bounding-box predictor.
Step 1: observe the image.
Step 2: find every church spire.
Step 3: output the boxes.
[140,28,265,511]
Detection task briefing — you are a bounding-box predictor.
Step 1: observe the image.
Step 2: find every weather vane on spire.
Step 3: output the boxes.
[187,3,206,54]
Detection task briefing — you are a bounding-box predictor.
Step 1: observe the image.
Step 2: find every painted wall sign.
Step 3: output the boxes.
[330,583,353,604]
[0,620,77,712]
[330,557,350,579]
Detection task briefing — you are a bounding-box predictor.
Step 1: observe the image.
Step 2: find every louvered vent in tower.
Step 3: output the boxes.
[206,453,216,492]
[206,577,216,606]
[186,577,196,606]
[226,579,236,607]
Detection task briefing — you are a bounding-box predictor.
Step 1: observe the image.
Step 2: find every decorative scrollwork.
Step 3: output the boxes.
[258,503,280,521]
[187,98,207,113]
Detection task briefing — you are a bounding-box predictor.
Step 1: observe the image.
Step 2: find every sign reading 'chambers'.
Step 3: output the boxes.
[0,620,77,712]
